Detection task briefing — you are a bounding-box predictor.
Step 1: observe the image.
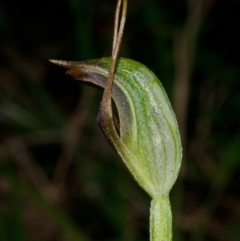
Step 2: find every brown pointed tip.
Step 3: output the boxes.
[49,59,78,68]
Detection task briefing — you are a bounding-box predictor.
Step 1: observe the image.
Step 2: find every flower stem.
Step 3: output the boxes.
[150,195,172,241]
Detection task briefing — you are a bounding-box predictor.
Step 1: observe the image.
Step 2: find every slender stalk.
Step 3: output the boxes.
[150,196,172,241]
[100,0,127,123]
[98,0,128,161]
[112,0,123,54]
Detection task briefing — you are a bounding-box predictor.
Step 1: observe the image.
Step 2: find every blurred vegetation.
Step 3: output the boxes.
[0,0,240,241]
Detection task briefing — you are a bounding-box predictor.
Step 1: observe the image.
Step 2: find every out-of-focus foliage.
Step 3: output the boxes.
[0,0,240,241]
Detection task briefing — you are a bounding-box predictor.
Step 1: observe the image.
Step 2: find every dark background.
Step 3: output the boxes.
[0,0,240,241]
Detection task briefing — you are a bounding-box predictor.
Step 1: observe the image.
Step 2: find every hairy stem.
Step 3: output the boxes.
[150,196,172,241]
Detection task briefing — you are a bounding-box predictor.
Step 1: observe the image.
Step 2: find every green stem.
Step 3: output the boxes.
[150,195,172,241]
